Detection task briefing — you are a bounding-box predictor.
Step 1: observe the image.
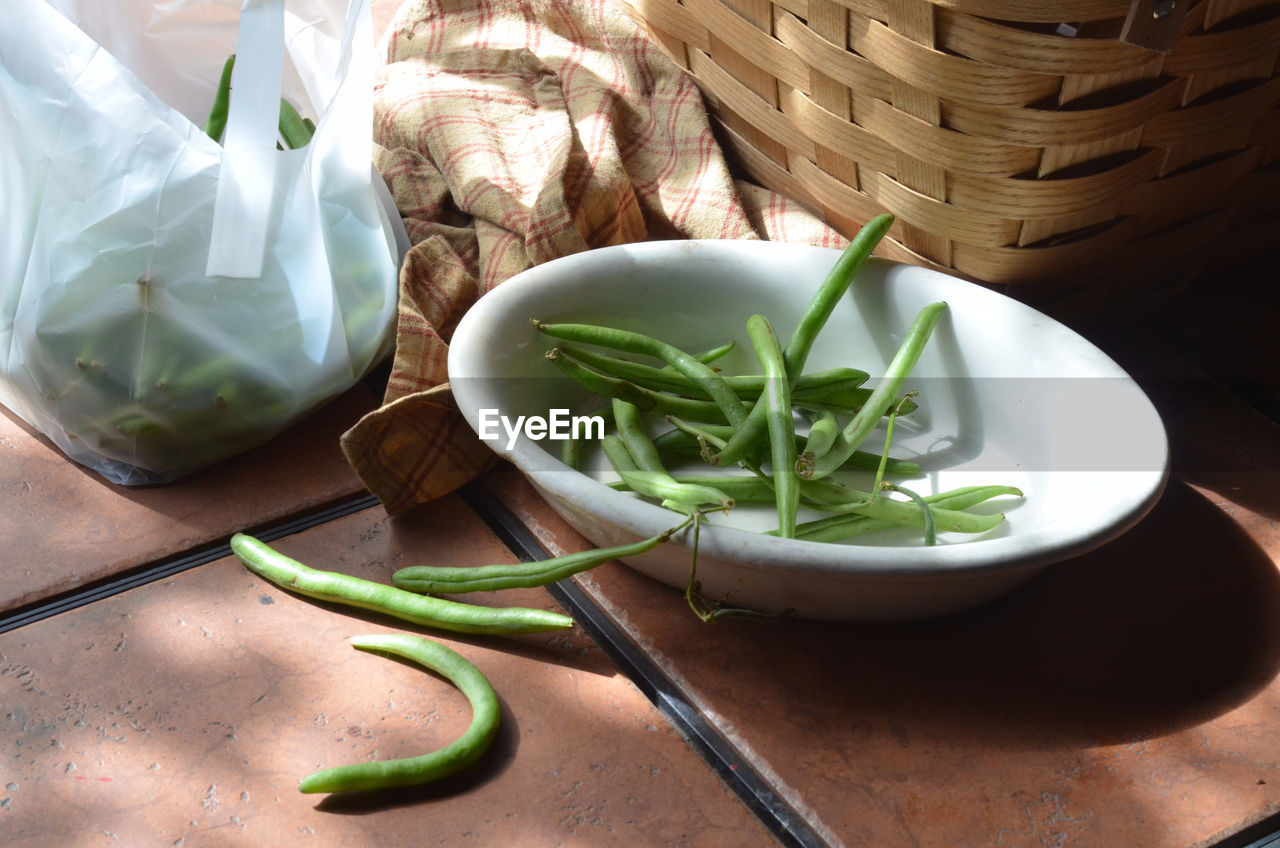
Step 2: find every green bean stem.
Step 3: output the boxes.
[799,301,947,480]
[665,417,772,484]
[297,634,500,793]
[229,534,574,635]
[871,394,915,496]
[885,483,936,545]
[746,314,800,538]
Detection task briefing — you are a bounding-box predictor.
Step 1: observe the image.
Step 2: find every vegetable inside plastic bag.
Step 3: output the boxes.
[0,0,406,485]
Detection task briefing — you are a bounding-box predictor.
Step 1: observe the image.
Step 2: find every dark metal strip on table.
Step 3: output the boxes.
[1226,814,1280,848]
[459,481,831,848]
[0,492,380,635]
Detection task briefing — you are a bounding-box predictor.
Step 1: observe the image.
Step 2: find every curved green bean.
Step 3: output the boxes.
[611,399,670,474]
[229,534,574,636]
[686,340,737,367]
[297,634,500,794]
[788,214,896,371]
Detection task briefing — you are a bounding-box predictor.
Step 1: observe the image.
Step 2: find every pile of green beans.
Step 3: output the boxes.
[32,60,344,480]
[531,213,1023,544]
[392,520,694,595]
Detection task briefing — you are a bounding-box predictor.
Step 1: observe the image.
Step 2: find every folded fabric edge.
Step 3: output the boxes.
[339,384,498,515]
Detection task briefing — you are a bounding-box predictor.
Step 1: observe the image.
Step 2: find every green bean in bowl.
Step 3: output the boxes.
[445,219,1169,622]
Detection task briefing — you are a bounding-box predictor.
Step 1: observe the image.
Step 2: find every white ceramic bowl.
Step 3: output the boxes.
[448,241,1169,622]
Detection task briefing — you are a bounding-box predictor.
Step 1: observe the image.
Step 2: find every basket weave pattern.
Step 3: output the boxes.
[618,0,1280,307]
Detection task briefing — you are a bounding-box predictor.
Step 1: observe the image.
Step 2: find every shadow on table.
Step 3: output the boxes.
[613,477,1280,751]
[310,690,522,815]
[775,478,1280,748]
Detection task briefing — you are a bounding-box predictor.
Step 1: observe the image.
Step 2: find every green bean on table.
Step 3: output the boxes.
[296,634,500,794]
[392,521,692,594]
[229,533,574,636]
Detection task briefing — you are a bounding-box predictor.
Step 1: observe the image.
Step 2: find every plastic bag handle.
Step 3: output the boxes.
[205,0,287,279]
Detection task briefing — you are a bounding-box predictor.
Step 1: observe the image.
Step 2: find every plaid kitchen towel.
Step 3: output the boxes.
[341,0,846,515]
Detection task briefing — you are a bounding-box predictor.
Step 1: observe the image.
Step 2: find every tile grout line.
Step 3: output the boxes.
[1224,816,1280,848]
[458,481,831,848]
[0,492,380,636]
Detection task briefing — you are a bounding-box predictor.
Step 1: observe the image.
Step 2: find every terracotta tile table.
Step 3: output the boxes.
[3,302,1279,848]
[476,321,1280,848]
[0,496,780,847]
[2,4,1277,833]
[0,385,380,615]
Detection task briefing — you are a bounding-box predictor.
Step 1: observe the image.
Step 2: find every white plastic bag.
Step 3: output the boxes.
[0,0,406,484]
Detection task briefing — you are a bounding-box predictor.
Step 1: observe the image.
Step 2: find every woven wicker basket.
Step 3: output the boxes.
[619,0,1280,312]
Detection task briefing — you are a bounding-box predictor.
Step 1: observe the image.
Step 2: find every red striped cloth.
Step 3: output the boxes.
[341,0,847,515]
